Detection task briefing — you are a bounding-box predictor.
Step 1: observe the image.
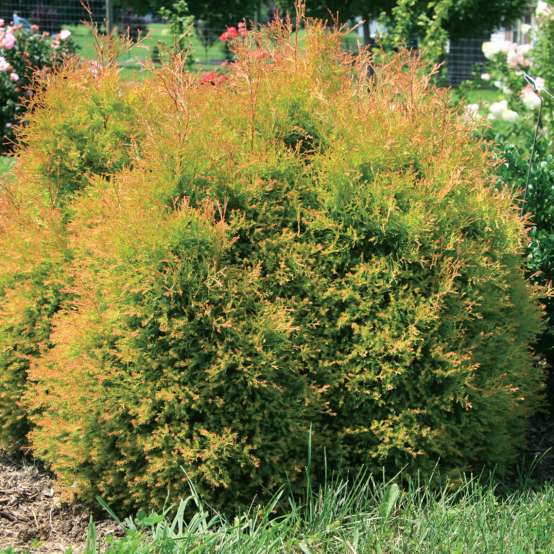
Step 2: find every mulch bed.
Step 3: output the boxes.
[0,453,122,553]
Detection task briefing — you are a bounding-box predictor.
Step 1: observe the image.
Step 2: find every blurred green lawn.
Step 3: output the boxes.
[66,23,228,78]
[0,156,14,174]
[461,88,502,104]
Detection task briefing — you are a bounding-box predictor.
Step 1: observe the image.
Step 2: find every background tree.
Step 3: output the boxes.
[277,0,528,43]
[120,0,260,30]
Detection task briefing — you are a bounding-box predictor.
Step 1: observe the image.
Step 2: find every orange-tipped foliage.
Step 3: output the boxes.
[0,61,151,451]
[4,17,545,513]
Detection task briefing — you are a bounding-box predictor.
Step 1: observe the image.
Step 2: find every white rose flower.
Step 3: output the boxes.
[506,46,519,67]
[482,41,499,59]
[493,80,512,95]
[498,40,513,53]
[489,99,509,120]
[483,40,514,60]
[519,44,532,56]
[464,103,481,122]
[481,73,491,81]
[501,109,519,122]
[536,0,553,18]
[521,87,542,110]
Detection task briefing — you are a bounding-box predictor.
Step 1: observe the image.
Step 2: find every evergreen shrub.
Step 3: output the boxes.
[1,18,545,513]
[0,62,149,450]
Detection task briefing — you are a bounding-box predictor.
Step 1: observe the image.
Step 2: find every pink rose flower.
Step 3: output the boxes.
[9,72,19,82]
[2,32,16,49]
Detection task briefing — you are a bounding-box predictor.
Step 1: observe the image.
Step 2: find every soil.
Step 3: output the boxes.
[0,453,123,553]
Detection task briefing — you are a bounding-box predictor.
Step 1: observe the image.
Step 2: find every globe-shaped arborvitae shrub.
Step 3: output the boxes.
[0,61,151,451]
[9,20,544,513]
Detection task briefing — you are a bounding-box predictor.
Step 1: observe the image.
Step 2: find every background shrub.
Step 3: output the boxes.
[0,62,149,451]
[462,1,554,402]
[4,20,544,514]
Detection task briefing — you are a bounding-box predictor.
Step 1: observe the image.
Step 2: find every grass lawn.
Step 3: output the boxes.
[461,88,502,104]
[0,156,14,174]
[79,474,554,553]
[67,23,228,79]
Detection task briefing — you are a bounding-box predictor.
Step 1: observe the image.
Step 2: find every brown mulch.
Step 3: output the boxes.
[0,453,123,553]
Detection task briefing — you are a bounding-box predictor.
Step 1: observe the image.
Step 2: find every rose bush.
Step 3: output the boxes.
[0,19,76,151]
[219,21,248,61]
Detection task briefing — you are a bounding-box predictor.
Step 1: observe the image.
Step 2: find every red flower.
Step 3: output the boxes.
[219,26,239,42]
[200,71,217,84]
[199,71,228,86]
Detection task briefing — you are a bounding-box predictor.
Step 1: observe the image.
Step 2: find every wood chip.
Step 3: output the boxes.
[0,452,122,553]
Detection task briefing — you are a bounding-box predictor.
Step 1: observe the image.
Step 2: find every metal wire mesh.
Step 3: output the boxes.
[0,2,496,85]
[0,1,106,33]
[0,1,228,67]
[446,36,489,86]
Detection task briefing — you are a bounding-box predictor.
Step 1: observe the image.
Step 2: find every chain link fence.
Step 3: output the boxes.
[0,1,497,84]
[447,36,489,86]
[0,1,230,68]
[0,1,107,33]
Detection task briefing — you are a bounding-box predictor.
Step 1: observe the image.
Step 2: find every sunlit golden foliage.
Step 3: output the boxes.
[1,15,545,514]
[0,61,151,450]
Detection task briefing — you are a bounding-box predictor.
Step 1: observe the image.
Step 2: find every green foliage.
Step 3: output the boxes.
[530,1,554,117]
[0,63,149,452]
[486,130,554,398]
[158,0,195,64]
[0,156,14,174]
[122,0,260,32]
[17,64,146,205]
[120,0,527,45]
[277,0,527,41]
[378,0,452,68]
[376,0,526,67]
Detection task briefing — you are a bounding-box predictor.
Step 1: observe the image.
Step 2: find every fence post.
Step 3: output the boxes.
[105,0,113,34]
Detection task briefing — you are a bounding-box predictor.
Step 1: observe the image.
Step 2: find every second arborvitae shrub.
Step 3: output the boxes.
[7,18,545,514]
[0,60,150,451]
